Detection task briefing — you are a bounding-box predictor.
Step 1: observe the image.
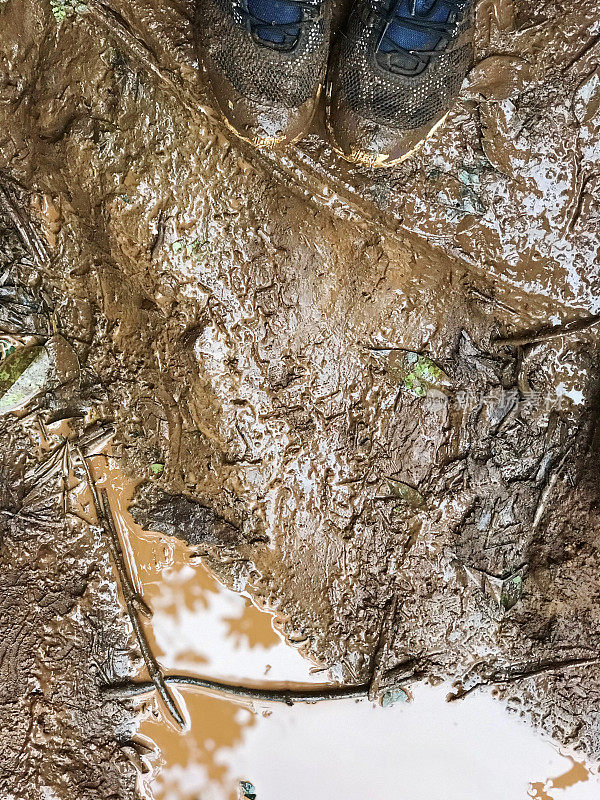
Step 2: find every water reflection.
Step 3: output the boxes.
[84,454,598,800]
[529,759,589,799]
[143,691,255,800]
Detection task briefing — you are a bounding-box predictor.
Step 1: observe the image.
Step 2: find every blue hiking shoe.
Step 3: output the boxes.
[197,0,332,148]
[326,0,475,167]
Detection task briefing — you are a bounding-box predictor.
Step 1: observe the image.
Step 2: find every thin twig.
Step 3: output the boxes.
[98,488,151,618]
[448,655,600,701]
[531,446,573,533]
[368,595,398,702]
[84,1,193,112]
[565,30,600,73]
[20,426,184,725]
[77,445,105,514]
[494,314,600,348]
[97,488,184,727]
[0,184,48,267]
[61,442,71,516]
[103,675,370,706]
[150,210,167,261]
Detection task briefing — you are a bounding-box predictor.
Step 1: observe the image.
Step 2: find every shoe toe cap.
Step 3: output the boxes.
[205,68,319,149]
[326,86,448,168]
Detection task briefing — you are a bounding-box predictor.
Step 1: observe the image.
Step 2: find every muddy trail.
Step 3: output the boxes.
[1,0,600,797]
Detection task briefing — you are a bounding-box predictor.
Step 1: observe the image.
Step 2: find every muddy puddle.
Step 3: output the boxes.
[87,453,600,800]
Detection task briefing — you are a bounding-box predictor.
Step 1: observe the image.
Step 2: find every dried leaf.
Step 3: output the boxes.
[0,284,47,335]
[500,575,523,610]
[464,565,524,611]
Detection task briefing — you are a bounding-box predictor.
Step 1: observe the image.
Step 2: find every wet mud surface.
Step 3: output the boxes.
[1,0,600,796]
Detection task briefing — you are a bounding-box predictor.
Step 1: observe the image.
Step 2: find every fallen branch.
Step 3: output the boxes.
[494,314,600,348]
[103,674,370,706]
[97,488,152,619]
[95,487,185,727]
[448,655,600,701]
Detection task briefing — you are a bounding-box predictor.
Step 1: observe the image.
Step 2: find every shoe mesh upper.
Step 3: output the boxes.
[336,0,473,129]
[200,0,330,108]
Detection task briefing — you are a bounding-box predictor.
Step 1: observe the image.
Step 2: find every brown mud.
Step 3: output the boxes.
[0,0,600,796]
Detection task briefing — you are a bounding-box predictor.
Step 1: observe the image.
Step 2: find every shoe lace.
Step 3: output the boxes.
[371,0,470,75]
[237,0,319,51]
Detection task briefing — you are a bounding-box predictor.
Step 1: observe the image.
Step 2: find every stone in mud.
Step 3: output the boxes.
[131,487,248,548]
[381,687,409,707]
[45,333,81,388]
[239,780,257,800]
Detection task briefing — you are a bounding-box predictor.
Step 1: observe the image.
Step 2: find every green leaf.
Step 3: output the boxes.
[386,480,426,509]
[0,340,16,359]
[500,575,523,610]
[374,350,452,398]
[150,462,164,476]
[50,0,75,20]
[0,346,50,414]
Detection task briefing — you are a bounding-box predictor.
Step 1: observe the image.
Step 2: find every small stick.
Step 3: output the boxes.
[531,446,572,533]
[494,314,600,349]
[104,675,370,706]
[96,488,184,727]
[98,488,151,617]
[36,414,51,447]
[84,1,191,111]
[61,443,71,516]
[76,445,105,512]
[23,428,183,728]
[126,608,186,727]
[150,210,167,261]
[0,184,49,267]
[448,655,600,701]
[368,595,398,702]
[76,460,185,727]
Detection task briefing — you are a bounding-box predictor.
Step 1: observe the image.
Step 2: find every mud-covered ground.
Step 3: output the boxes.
[1,0,600,796]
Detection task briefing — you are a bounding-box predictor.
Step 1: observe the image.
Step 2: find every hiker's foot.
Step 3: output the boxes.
[326,0,474,167]
[197,0,331,148]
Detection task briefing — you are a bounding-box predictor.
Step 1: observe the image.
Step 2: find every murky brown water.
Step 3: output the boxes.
[82,453,598,800]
